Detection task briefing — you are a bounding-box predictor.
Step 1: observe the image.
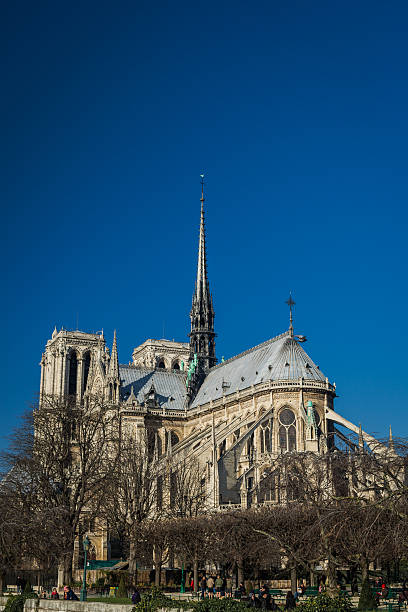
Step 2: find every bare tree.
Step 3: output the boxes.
[171,515,211,593]
[1,394,120,585]
[138,519,175,586]
[167,454,208,518]
[102,430,162,582]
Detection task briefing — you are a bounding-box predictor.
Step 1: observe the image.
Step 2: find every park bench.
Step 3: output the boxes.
[305,586,319,597]
[386,604,402,612]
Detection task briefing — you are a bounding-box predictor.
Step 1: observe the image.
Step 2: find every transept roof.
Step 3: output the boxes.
[191,331,326,408]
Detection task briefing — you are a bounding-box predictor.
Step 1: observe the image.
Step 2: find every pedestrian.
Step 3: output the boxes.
[238,582,246,597]
[249,592,261,608]
[284,591,296,610]
[200,575,207,599]
[215,575,223,598]
[66,587,79,601]
[51,588,59,600]
[225,576,233,598]
[131,588,141,604]
[260,590,270,609]
[16,577,24,594]
[207,575,214,599]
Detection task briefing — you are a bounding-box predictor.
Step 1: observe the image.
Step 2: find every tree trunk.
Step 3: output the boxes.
[155,564,162,586]
[309,569,315,586]
[193,559,198,595]
[326,559,337,595]
[237,558,244,586]
[360,556,369,583]
[129,540,138,584]
[0,572,4,595]
[58,564,64,589]
[63,550,74,586]
[290,568,297,594]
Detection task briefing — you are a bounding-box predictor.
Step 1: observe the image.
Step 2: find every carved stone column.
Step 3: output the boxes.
[60,348,67,397]
[77,357,84,400]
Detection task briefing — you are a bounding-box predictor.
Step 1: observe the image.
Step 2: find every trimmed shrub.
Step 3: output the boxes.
[4,593,37,612]
[117,575,128,598]
[296,592,353,611]
[191,599,250,612]
[23,582,32,595]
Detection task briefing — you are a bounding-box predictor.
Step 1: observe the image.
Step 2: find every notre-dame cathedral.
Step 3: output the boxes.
[39,185,386,566]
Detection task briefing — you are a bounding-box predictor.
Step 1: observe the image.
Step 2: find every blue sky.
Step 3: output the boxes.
[1,0,407,447]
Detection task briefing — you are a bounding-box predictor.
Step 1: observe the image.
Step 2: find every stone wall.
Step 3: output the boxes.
[0,599,188,612]
[25,600,134,612]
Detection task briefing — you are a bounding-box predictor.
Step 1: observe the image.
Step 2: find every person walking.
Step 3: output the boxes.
[225,576,233,598]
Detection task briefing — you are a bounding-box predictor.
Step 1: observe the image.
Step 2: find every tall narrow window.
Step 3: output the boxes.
[279,408,296,452]
[83,352,91,394]
[260,419,272,453]
[68,352,78,396]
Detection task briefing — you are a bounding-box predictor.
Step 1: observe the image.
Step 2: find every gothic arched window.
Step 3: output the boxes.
[165,430,179,452]
[260,419,272,453]
[158,361,165,369]
[83,351,91,394]
[173,361,180,371]
[68,351,78,396]
[278,408,296,452]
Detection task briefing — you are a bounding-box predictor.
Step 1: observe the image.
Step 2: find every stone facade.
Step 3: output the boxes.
[132,339,189,371]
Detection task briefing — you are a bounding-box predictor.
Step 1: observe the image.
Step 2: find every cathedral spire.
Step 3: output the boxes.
[195,175,210,304]
[188,177,216,392]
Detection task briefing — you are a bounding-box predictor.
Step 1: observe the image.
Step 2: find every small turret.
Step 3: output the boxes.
[388,425,395,453]
[106,330,120,403]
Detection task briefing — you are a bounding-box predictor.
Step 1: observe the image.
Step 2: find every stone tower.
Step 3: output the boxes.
[40,328,107,402]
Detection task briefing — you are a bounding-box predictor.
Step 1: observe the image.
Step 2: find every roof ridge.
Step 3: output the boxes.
[209,330,291,371]
[119,364,187,378]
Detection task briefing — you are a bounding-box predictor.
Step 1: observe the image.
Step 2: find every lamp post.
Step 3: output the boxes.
[80,535,90,601]
[180,562,185,594]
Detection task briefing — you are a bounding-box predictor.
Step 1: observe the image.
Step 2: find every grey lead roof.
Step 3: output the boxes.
[120,366,187,411]
[191,331,326,408]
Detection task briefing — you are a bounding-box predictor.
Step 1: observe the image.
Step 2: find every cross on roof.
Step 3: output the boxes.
[286,292,295,336]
